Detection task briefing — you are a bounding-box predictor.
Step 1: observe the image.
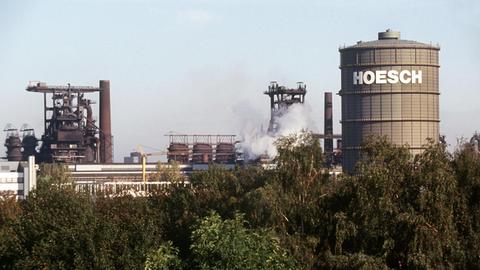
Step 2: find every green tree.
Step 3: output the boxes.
[239,132,326,269]
[317,138,462,269]
[149,181,219,263]
[11,164,166,269]
[0,194,24,269]
[273,132,327,234]
[144,241,182,270]
[36,163,72,188]
[5,133,480,269]
[150,165,269,262]
[190,212,296,270]
[16,177,97,269]
[452,140,480,268]
[93,195,163,269]
[190,165,243,218]
[150,161,187,184]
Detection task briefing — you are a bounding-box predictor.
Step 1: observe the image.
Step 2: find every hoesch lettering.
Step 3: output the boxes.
[353,70,422,85]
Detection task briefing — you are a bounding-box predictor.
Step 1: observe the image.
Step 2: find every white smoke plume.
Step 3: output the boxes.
[235,102,316,160]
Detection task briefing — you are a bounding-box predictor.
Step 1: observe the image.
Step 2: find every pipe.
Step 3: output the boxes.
[86,102,93,130]
[95,137,100,163]
[99,80,113,163]
[324,92,333,154]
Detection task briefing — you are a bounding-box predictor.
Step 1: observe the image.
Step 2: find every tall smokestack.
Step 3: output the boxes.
[99,80,113,163]
[324,92,333,155]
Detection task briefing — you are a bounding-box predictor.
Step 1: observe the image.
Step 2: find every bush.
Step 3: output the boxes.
[190,212,297,270]
[145,242,182,270]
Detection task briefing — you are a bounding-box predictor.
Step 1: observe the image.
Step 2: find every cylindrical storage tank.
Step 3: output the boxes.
[5,135,22,161]
[215,143,235,164]
[22,135,38,160]
[168,143,190,164]
[339,30,440,173]
[192,143,213,164]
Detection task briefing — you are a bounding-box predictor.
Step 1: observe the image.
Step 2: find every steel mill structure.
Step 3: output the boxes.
[4,80,114,163]
[339,29,440,172]
[263,81,342,166]
[99,80,113,164]
[3,124,23,162]
[166,134,238,165]
[1,29,449,189]
[313,92,343,166]
[264,81,306,134]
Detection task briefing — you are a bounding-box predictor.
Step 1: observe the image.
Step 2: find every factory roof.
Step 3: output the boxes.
[340,39,440,51]
[340,29,440,51]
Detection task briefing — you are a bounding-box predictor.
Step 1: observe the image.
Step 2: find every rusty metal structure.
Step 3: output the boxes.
[3,124,22,161]
[313,132,342,166]
[167,143,189,164]
[264,81,306,133]
[3,124,39,162]
[99,80,113,163]
[262,81,342,166]
[318,92,343,166]
[166,135,238,164]
[471,132,480,154]
[23,80,113,163]
[192,143,213,164]
[215,143,236,164]
[324,92,334,161]
[20,124,38,161]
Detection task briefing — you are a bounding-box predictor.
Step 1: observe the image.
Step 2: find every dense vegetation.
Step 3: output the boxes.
[1,133,479,269]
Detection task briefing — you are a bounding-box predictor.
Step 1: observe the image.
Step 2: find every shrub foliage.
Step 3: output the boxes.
[1,133,479,269]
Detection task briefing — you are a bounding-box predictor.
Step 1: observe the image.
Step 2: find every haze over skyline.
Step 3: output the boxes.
[1,0,479,160]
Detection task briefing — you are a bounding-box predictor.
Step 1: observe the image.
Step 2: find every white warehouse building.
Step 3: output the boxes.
[0,156,37,199]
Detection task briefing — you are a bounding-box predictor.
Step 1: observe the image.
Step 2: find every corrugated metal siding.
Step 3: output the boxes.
[340,40,440,173]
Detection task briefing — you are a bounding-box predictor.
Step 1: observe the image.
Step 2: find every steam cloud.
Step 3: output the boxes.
[235,103,316,160]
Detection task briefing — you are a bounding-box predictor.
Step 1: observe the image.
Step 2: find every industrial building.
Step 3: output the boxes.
[167,134,238,164]
[263,82,342,166]
[2,80,242,196]
[1,29,454,198]
[0,156,37,199]
[4,80,114,164]
[265,81,306,134]
[321,92,342,166]
[339,29,440,172]
[1,80,119,196]
[125,134,240,166]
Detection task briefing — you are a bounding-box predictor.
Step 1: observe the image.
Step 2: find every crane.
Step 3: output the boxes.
[135,146,168,185]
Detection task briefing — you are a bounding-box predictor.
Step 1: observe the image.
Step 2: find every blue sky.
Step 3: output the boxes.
[1,0,479,160]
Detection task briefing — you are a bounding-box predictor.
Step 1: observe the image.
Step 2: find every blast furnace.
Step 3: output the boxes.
[19,80,114,163]
[264,81,306,134]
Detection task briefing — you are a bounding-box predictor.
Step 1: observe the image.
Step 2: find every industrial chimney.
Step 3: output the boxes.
[324,92,333,156]
[99,80,113,163]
